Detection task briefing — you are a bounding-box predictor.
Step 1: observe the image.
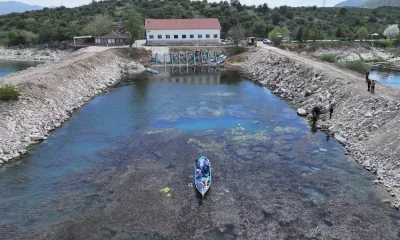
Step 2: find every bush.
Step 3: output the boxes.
[383,39,394,48]
[318,54,338,63]
[341,60,368,74]
[0,84,20,101]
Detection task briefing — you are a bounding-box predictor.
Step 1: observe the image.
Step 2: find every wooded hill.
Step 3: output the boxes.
[0,0,400,46]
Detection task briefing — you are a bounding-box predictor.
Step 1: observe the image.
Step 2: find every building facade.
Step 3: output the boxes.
[95,32,128,46]
[145,18,221,46]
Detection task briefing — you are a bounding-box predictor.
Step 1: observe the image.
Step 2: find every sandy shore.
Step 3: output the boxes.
[234,46,400,209]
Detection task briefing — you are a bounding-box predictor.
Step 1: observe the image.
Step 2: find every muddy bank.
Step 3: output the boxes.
[235,48,400,208]
[0,48,148,165]
[0,47,71,62]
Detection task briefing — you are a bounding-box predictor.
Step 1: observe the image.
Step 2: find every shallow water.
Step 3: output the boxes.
[370,68,400,87]
[1,67,399,239]
[0,60,38,78]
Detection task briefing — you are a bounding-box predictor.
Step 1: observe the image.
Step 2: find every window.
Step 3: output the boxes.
[182,34,186,39]
[158,35,162,39]
[206,34,210,38]
[198,34,202,38]
[149,35,154,39]
[174,35,178,39]
[213,34,218,39]
[190,34,194,38]
[166,35,170,39]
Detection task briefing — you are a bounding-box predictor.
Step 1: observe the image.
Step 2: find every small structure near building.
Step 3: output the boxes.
[145,18,221,46]
[95,32,128,46]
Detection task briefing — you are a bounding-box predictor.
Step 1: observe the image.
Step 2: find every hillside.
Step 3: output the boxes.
[361,0,400,8]
[335,0,366,7]
[0,0,400,46]
[0,1,43,14]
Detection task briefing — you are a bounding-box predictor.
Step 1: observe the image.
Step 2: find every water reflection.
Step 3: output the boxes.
[0,60,39,77]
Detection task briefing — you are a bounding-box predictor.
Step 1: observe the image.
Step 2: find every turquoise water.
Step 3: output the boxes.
[1,68,399,239]
[370,68,400,87]
[0,60,38,77]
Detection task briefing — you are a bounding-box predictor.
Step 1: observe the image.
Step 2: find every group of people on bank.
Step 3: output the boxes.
[365,71,376,94]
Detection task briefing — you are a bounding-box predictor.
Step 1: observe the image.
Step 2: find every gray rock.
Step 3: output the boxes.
[297,108,307,116]
[364,112,373,117]
[29,134,46,141]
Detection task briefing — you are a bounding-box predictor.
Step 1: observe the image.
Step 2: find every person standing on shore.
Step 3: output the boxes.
[371,79,376,94]
[329,105,334,119]
[367,78,371,92]
[366,70,370,82]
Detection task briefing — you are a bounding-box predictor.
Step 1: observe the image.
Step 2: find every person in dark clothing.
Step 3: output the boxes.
[195,159,201,170]
[311,106,321,117]
[329,105,334,119]
[366,71,370,82]
[367,78,371,92]
[371,79,375,94]
[312,114,318,126]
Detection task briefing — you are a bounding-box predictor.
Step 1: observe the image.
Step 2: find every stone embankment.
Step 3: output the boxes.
[0,48,148,165]
[0,47,71,62]
[235,48,400,208]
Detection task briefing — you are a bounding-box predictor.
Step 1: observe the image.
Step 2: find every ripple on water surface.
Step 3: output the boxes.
[1,68,400,239]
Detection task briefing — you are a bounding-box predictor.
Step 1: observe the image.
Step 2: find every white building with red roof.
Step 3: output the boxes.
[145,18,221,46]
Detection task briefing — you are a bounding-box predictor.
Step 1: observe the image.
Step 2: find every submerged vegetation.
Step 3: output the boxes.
[1,0,400,46]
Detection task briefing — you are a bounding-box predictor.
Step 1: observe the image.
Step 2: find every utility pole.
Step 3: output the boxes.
[323,0,326,7]
[61,0,63,7]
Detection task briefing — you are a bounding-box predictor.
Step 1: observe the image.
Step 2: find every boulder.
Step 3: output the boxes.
[297,108,307,116]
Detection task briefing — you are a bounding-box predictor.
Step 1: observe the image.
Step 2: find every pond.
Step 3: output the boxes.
[370,67,400,88]
[0,60,39,78]
[0,67,399,239]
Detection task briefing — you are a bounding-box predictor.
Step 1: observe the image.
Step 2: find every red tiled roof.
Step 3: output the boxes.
[145,18,221,30]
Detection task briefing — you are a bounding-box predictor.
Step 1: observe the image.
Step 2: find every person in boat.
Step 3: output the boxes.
[195,159,201,169]
[195,169,203,181]
[202,158,210,176]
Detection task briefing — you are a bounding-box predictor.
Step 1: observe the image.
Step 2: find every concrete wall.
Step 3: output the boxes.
[146,29,221,46]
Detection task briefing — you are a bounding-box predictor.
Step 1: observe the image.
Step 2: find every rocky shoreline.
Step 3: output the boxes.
[236,48,400,209]
[0,48,145,166]
[0,47,71,62]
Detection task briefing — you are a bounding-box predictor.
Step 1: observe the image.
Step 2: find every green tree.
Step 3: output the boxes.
[268,26,289,44]
[252,19,267,38]
[335,27,343,38]
[83,14,114,37]
[357,27,369,41]
[296,27,304,42]
[122,10,144,47]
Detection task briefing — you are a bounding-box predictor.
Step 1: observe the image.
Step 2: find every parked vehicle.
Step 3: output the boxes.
[263,39,272,44]
[246,37,257,47]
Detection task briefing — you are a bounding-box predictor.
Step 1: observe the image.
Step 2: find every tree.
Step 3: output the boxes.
[357,27,369,41]
[252,19,267,38]
[83,14,114,37]
[268,27,289,44]
[122,10,144,47]
[383,24,399,40]
[339,8,347,16]
[296,27,304,42]
[335,27,342,38]
[228,24,245,46]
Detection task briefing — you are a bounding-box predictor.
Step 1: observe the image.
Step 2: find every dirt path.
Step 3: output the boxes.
[258,43,400,101]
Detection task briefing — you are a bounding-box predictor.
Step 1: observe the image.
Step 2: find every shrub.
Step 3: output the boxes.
[318,54,338,63]
[383,39,394,48]
[341,60,368,74]
[0,84,20,101]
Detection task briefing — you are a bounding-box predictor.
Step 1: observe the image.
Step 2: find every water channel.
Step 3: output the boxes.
[0,66,400,239]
